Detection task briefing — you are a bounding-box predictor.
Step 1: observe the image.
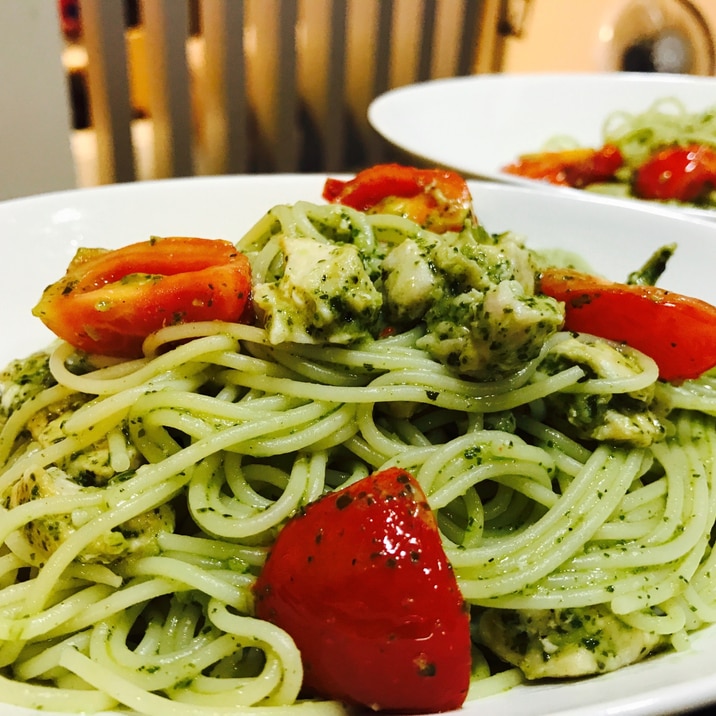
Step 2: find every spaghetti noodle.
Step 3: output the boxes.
[602,98,716,169]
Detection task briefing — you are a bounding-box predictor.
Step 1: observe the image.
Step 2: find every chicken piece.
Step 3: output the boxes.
[478,605,665,679]
[381,237,437,322]
[8,464,175,564]
[417,279,563,380]
[384,227,564,380]
[540,335,667,447]
[0,351,56,426]
[2,351,170,564]
[253,234,382,345]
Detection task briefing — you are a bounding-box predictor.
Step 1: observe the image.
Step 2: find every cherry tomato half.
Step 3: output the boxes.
[32,236,252,358]
[503,144,624,188]
[253,467,471,713]
[633,144,716,203]
[538,267,716,383]
[323,163,475,233]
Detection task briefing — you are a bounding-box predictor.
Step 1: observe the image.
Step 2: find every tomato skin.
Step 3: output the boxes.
[323,163,474,233]
[32,237,252,358]
[503,144,624,188]
[538,268,716,382]
[253,467,471,713]
[633,144,716,202]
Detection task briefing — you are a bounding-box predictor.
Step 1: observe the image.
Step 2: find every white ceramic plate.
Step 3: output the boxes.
[2,176,716,716]
[368,72,716,221]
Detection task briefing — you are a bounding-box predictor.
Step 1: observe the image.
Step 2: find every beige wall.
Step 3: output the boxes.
[501,0,716,75]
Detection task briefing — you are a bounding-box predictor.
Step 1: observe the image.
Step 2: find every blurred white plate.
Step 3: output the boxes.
[2,175,716,716]
[368,72,716,220]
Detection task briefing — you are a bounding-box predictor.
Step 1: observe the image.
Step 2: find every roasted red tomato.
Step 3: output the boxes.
[32,237,252,359]
[633,144,716,203]
[538,267,716,382]
[502,144,624,188]
[323,163,475,233]
[253,467,471,713]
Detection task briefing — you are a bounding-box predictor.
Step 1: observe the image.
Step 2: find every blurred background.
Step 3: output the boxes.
[1,0,714,200]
